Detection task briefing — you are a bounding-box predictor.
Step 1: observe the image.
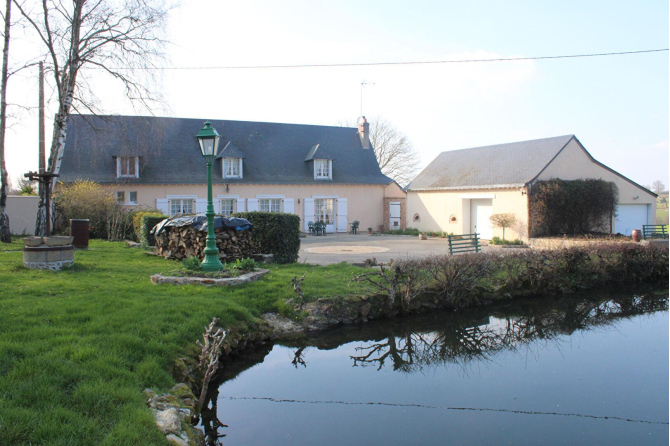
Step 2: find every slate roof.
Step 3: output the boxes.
[59,115,392,185]
[406,135,576,190]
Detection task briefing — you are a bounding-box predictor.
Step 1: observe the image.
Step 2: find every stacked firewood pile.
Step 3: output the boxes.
[154,225,253,261]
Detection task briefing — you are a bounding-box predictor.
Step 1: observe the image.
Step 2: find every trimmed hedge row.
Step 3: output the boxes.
[232,211,301,263]
[132,212,168,246]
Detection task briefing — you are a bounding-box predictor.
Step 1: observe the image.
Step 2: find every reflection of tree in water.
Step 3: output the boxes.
[200,385,227,446]
[351,294,667,373]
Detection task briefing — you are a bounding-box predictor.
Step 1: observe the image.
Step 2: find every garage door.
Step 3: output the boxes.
[615,204,649,236]
[470,199,493,239]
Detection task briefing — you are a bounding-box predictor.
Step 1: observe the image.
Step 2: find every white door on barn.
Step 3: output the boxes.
[615,204,649,235]
[470,199,493,239]
[389,202,401,229]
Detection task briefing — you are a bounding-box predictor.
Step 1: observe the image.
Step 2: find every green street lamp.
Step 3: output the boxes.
[196,121,223,271]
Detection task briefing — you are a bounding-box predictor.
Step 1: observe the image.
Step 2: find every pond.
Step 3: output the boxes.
[202,288,669,445]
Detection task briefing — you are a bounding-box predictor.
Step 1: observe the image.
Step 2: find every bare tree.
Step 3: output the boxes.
[0,0,12,242]
[489,213,516,240]
[13,0,171,235]
[651,180,665,194]
[368,117,419,187]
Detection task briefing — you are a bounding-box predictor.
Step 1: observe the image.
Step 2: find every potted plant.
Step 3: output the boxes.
[367,227,373,235]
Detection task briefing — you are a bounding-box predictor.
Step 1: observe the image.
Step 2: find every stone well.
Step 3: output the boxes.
[23,237,75,271]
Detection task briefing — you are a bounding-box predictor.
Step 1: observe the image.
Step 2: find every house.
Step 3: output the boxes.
[58,115,406,233]
[405,135,657,239]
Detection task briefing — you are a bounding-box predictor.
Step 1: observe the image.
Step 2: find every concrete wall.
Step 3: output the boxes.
[406,188,529,240]
[108,183,388,233]
[6,195,39,235]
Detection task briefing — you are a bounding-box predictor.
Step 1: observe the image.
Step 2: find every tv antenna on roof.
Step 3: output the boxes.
[360,80,375,116]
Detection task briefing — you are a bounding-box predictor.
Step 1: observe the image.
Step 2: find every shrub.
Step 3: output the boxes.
[53,180,135,240]
[490,237,524,246]
[423,254,494,307]
[230,258,257,272]
[232,211,300,263]
[529,179,618,236]
[383,227,420,236]
[182,256,202,271]
[132,212,168,246]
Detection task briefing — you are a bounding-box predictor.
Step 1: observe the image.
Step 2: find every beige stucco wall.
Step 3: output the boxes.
[535,138,657,227]
[110,183,388,232]
[384,181,406,198]
[6,195,39,235]
[406,188,529,240]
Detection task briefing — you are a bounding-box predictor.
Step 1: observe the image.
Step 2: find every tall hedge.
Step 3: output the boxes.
[529,179,618,237]
[131,211,168,246]
[232,211,301,263]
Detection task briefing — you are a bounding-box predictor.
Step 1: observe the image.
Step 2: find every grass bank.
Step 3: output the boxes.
[0,240,371,445]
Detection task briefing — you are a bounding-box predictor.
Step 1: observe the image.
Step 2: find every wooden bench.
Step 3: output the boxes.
[642,225,668,240]
[447,233,481,254]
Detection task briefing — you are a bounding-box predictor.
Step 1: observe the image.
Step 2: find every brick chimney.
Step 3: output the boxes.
[357,116,370,149]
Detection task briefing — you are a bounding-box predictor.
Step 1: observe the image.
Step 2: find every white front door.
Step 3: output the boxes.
[389,202,401,229]
[615,204,649,235]
[470,199,493,239]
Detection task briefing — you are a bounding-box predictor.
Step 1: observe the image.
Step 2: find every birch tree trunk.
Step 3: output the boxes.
[34,0,84,236]
[0,0,12,242]
[20,0,168,235]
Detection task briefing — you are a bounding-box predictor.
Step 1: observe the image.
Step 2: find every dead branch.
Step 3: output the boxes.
[291,273,307,310]
[195,317,226,415]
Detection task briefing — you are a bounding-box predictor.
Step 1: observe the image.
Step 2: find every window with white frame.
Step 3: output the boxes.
[223,157,242,178]
[314,159,331,179]
[219,198,236,217]
[314,198,334,224]
[129,191,138,204]
[117,156,139,178]
[169,198,194,216]
[116,191,125,204]
[260,198,281,213]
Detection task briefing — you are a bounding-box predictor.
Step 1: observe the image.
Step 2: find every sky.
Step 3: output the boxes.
[3,0,669,189]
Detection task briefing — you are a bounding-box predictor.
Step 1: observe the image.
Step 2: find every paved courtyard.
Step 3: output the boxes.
[298,233,464,265]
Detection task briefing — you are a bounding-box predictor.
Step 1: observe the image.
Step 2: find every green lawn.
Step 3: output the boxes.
[0,241,370,445]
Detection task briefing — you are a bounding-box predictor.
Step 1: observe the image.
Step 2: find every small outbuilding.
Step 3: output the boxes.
[405,135,656,239]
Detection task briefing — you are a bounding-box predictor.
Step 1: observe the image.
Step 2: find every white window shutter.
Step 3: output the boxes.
[284,198,294,214]
[213,199,220,214]
[195,198,207,214]
[239,158,243,178]
[303,198,315,231]
[236,198,245,213]
[156,198,169,215]
[247,198,259,212]
[336,198,347,232]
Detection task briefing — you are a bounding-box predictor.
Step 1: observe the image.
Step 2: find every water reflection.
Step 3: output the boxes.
[201,289,668,445]
[299,291,667,374]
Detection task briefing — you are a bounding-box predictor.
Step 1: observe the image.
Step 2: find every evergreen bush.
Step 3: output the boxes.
[232,211,301,263]
[132,211,168,246]
[142,214,168,246]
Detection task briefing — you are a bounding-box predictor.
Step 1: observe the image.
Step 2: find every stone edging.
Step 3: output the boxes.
[150,269,269,286]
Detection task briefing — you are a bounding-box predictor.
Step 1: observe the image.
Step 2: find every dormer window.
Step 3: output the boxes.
[223,157,243,179]
[116,156,139,178]
[314,159,332,180]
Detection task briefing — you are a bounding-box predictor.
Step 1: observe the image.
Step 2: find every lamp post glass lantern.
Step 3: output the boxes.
[196,121,223,271]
